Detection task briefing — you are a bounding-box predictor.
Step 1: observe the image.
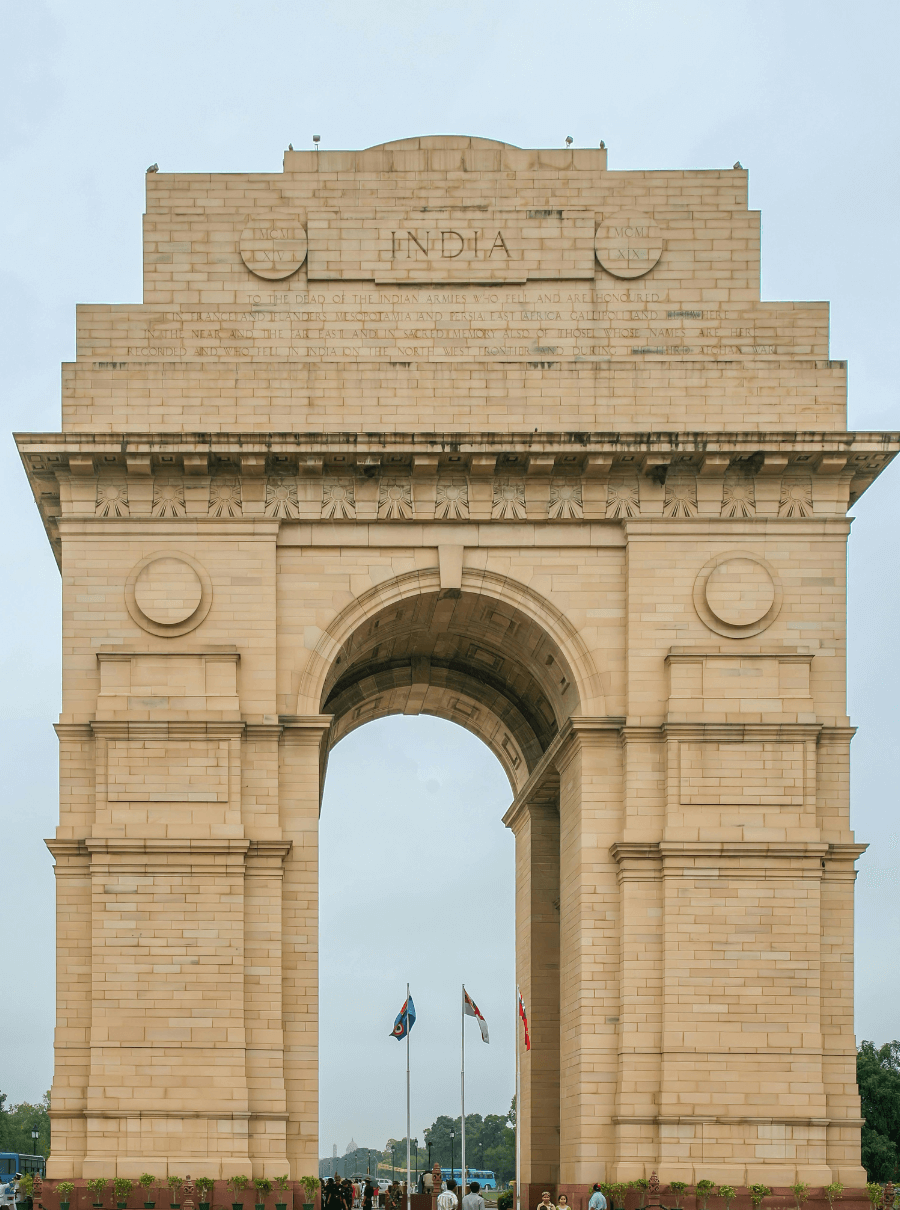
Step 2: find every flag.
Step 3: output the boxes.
[517,987,530,1051]
[463,987,490,1043]
[389,994,416,1040]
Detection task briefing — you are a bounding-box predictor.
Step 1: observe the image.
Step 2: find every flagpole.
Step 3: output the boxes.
[515,988,521,1210]
[406,982,411,1210]
[460,984,466,1197]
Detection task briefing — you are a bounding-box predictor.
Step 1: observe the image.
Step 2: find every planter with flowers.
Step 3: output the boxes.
[298,1177,319,1210]
[228,1175,250,1210]
[87,1180,109,1208]
[274,1176,290,1210]
[195,1178,215,1210]
[138,1175,157,1210]
[114,1178,134,1209]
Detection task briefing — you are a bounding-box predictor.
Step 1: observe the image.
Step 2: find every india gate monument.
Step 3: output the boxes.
[17,135,897,1195]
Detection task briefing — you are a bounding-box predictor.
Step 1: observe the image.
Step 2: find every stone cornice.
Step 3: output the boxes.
[90,720,245,739]
[15,428,900,457]
[96,647,239,661]
[662,721,823,742]
[46,837,294,865]
[666,646,814,664]
[610,840,868,879]
[277,714,334,744]
[84,837,251,854]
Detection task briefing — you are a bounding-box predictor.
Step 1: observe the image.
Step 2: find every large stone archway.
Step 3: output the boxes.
[17,134,898,1194]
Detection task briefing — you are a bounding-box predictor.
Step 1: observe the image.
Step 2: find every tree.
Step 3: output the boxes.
[0,1091,51,1158]
[422,1106,515,1185]
[858,1040,900,1180]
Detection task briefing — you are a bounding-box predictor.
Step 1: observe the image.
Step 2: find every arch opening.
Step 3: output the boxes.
[318,714,516,1163]
[319,588,581,793]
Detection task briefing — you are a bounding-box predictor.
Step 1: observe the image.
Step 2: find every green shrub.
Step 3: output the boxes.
[790,1185,810,1210]
[228,1179,250,1195]
[114,1179,134,1201]
[57,1184,76,1200]
[748,1187,772,1210]
[630,1181,649,1209]
[717,1187,736,1210]
[696,1182,715,1210]
[254,1181,273,1199]
[496,1193,512,1210]
[138,1178,157,1192]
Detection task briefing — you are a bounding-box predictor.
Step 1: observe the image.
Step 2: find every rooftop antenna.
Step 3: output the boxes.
[565,135,573,146]
[313,134,321,150]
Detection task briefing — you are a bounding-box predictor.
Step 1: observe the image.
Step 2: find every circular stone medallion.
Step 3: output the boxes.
[595,214,662,279]
[134,556,202,624]
[125,551,212,636]
[692,551,782,638]
[705,557,775,626]
[240,217,308,280]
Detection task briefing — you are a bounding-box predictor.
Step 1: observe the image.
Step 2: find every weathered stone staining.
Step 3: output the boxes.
[16,134,900,1193]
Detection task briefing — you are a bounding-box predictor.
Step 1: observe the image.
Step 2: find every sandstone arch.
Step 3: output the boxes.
[18,135,894,1194]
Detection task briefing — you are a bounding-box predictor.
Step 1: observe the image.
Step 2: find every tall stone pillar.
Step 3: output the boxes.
[278,718,331,1180]
[556,721,624,1186]
[505,784,561,1193]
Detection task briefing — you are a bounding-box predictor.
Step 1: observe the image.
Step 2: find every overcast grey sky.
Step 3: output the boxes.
[1,0,899,1159]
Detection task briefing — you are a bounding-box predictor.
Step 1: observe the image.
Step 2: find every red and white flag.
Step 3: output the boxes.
[517,986,531,1051]
[463,987,490,1043]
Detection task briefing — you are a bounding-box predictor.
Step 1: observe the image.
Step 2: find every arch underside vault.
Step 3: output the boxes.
[320,585,582,791]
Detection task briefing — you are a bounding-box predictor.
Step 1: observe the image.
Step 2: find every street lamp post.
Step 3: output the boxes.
[391,1145,395,1181]
[412,1139,418,1189]
[31,1127,40,1154]
[449,1130,455,1185]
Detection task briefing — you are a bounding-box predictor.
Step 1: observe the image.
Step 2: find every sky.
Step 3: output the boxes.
[0,0,899,1159]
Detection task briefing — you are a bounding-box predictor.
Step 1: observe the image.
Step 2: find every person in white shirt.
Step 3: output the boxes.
[588,1186,608,1210]
[437,1179,458,1210]
[461,1181,485,1210]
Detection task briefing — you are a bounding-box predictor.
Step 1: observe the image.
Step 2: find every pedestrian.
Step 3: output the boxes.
[557,1198,569,1210]
[588,1187,607,1210]
[461,1181,484,1210]
[342,1180,354,1210]
[437,1179,458,1210]
[537,1193,555,1210]
[363,1183,374,1210]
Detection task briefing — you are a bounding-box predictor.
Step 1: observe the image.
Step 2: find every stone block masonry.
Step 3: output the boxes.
[17,134,898,1195]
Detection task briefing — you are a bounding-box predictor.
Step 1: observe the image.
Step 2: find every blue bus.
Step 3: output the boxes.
[440,1169,497,1190]
[0,1154,46,1180]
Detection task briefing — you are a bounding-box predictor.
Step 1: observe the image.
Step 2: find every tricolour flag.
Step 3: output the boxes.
[517,986,531,1051]
[389,993,416,1040]
[463,987,490,1043]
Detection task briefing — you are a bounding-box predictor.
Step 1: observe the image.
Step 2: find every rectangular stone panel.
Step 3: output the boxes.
[306,208,596,281]
[107,739,230,802]
[680,740,805,805]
